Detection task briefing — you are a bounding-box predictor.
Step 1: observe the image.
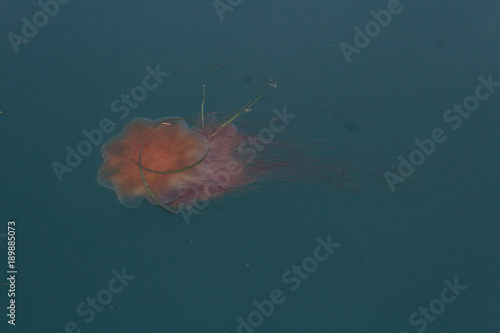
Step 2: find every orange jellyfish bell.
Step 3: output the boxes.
[97,116,253,213]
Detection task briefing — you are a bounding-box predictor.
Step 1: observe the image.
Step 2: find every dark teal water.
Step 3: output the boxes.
[1,0,499,332]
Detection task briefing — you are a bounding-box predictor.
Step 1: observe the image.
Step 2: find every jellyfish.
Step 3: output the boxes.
[97,65,397,215]
[97,65,278,213]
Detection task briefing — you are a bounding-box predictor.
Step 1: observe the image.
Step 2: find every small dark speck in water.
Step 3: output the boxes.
[243,74,253,84]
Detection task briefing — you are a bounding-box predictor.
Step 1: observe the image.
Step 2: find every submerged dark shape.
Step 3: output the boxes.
[343,119,358,133]
[243,74,253,84]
